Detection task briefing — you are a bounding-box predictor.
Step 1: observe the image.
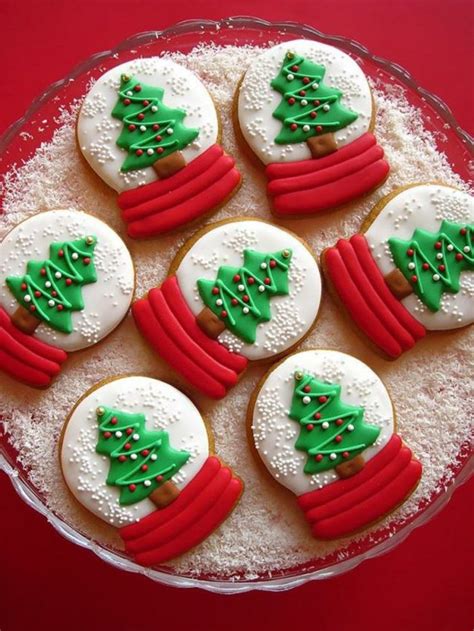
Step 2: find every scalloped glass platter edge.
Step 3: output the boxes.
[0,17,473,594]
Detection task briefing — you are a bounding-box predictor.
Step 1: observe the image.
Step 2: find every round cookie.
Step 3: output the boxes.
[322,184,474,358]
[0,209,134,387]
[132,218,322,399]
[77,58,241,238]
[60,375,242,566]
[249,349,422,540]
[236,39,389,216]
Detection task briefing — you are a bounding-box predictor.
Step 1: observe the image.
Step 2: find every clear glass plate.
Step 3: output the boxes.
[0,16,472,594]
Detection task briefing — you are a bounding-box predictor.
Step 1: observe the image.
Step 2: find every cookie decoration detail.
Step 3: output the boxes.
[322,184,474,358]
[0,210,134,387]
[78,59,241,238]
[249,350,422,539]
[132,219,322,399]
[60,376,243,566]
[237,40,389,216]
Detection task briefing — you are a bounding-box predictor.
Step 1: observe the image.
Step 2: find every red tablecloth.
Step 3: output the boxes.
[1,2,473,630]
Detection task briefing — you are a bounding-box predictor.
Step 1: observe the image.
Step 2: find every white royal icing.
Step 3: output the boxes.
[175,220,322,361]
[365,185,474,330]
[251,350,394,496]
[77,58,219,193]
[0,209,134,352]
[61,376,210,527]
[237,39,372,165]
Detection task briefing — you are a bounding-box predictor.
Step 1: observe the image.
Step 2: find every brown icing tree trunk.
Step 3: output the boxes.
[148,480,181,508]
[197,306,226,339]
[152,150,186,179]
[384,269,414,300]
[12,306,41,334]
[307,133,338,159]
[335,454,365,479]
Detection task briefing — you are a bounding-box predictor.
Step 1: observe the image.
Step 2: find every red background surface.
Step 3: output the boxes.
[0,2,473,630]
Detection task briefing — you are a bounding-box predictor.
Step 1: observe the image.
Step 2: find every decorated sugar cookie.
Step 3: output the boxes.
[0,210,134,387]
[77,58,241,238]
[249,350,422,539]
[322,184,474,358]
[60,376,242,566]
[237,39,389,216]
[132,219,322,399]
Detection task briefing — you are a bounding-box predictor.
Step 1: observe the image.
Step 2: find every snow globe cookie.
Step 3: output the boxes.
[132,218,322,399]
[77,58,241,238]
[249,349,422,539]
[0,210,134,387]
[322,184,474,358]
[60,375,242,566]
[237,39,389,216]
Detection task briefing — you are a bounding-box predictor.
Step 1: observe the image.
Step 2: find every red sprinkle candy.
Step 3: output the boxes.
[456,253,464,261]
[291,65,299,72]
[336,418,344,426]
[134,85,142,92]
[212,287,219,295]
[342,451,350,459]
[34,290,41,297]
[129,484,136,492]
[124,443,131,450]
[411,275,418,283]
[438,264,446,272]
[460,228,467,235]
[242,295,249,303]
[57,305,63,311]
[153,124,160,130]
[434,241,442,250]
[313,100,320,106]
[156,147,164,154]
[21,283,27,290]
[51,291,57,297]
[155,135,162,142]
[318,396,327,404]
[136,149,143,156]
[128,124,136,131]
[422,263,429,270]
[407,248,414,256]
[123,98,131,106]
[299,90,306,96]
[264,277,271,285]
[270,260,277,268]
[66,278,73,286]
[306,424,314,431]
[314,412,321,420]
[58,249,64,258]
[316,125,323,132]
[126,428,133,435]
[118,455,127,462]
[303,385,311,393]
[141,450,150,456]
[302,77,310,84]
[156,475,164,482]
[40,268,46,276]
[30,306,36,312]
[83,257,91,265]
[103,431,112,439]
[335,435,343,443]
[288,97,296,105]
[233,274,241,282]
[111,417,118,425]
[221,310,228,318]
[137,113,145,120]
[290,123,298,131]
[310,111,317,119]
[315,454,323,462]
[248,277,255,285]
[231,298,238,306]
[142,100,149,106]
[141,464,148,472]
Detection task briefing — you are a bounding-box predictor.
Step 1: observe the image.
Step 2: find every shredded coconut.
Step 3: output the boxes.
[1,44,472,580]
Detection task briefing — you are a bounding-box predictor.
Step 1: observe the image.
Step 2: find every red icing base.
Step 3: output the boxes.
[118,144,241,238]
[120,456,242,566]
[132,276,248,399]
[0,307,67,388]
[265,133,389,216]
[323,234,426,358]
[298,435,422,539]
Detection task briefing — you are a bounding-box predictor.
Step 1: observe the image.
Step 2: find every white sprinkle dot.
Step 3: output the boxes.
[24,294,31,303]
[258,285,265,293]
[312,83,319,90]
[408,262,415,270]
[287,73,294,81]
[115,431,122,438]
[55,271,62,279]
[436,253,443,260]
[238,284,245,292]
[302,395,311,405]
[260,262,267,270]
[447,244,454,251]
[323,104,330,112]
[48,299,55,307]
[151,105,158,112]
[144,480,152,487]
[72,252,79,260]
[167,128,174,135]
[347,424,354,432]
[140,125,146,132]
[130,453,138,460]
[329,453,337,461]
[243,307,249,314]
[216,299,223,306]
[300,99,308,106]
[463,246,470,253]
[150,454,157,461]
[322,421,329,430]
[133,433,140,441]
[146,148,154,155]
[302,125,310,132]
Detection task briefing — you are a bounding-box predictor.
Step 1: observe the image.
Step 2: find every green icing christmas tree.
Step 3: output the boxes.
[288,373,380,475]
[389,220,474,312]
[95,406,190,506]
[197,248,292,344]
[271,51,359,145]
[6,236,97,334]
[111,74,199,172]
